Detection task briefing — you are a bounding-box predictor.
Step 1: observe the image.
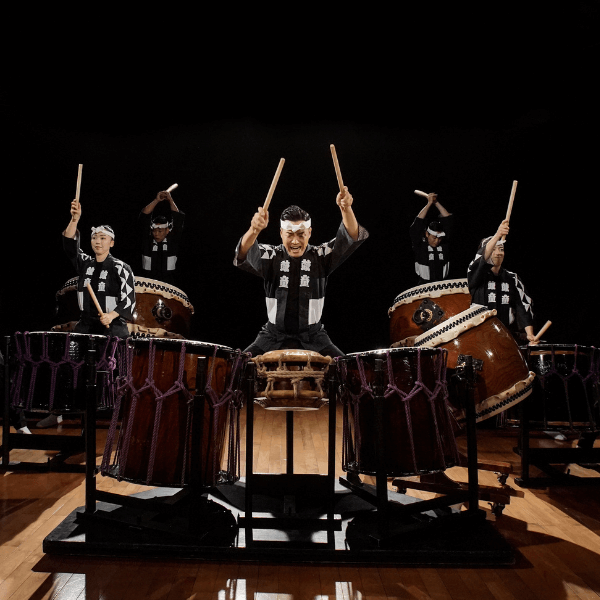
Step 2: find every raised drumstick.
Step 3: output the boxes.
[414,190,429,198]
[263,158,285,212]
[502,180,518,241]
[533,320,552,342]
[86,283,109,329]
[330,144,345,195]
[75,164,83,204]
[166,183,178,193]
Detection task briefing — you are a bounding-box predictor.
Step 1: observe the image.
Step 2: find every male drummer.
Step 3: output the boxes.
[139,189,185,285]
[409,192,453,284]
[63,198,136,338]
[234,187,368,357]
[467,219,536,344]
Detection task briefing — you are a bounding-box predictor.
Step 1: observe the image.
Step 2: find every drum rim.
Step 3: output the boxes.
[134,276,194,312]
[339,347,447,361]
[521,343,596,351]
[128,336,235,353]
[388,278,470,314]
[24,330,112,340]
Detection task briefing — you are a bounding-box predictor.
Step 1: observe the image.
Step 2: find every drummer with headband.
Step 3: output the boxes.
[409,191,453,284]
[234,188,368,357]
[467,219,536,344]
[63,199,136,338]
[139,187,185,285]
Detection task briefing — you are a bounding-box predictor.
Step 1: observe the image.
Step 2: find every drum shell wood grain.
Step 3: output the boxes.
[443,316,531,419]
[338,348,458,477]
[111,341,234,487]
[389,284,471,344]
[131,289,192,338]
[505,344,600,429]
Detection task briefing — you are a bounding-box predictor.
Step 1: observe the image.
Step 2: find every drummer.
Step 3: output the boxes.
[234,187,368,357]
[63,198,136,338]
[139,189,185,285]
[409,192,453,284]
[467,219,536,344]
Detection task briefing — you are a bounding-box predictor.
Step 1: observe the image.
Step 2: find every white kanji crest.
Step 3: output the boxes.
[85,266,95,276]
[98,282,106,292]
[501,294,510,305]
[437,246,443,252]
[439,253,444,260]
[100,270,108,280]
[279,275,289,288]
[300,274,310,287]
[301,259,311,271]
[280,260,290,272]
[487,281,496,290]
[429,253,434,260]
[501,282,510,292]
[83,278,91,288]
[488,292,497,303]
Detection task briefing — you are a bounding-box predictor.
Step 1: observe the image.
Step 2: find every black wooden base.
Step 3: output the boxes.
[43,479,515,566]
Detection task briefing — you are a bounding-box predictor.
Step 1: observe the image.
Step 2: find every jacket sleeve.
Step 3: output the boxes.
[233,238,276,279]
[113,261,137,320]
[314,222,369,276]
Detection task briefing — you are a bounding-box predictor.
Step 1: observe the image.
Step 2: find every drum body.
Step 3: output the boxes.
[253,349,332,411]
[505,344,600,430]
[10,331,122,413]
[101,338,243,487]
[413,305,536,424]
[337,347,459,477]
[389,279,471,344]
[54,276,194,338]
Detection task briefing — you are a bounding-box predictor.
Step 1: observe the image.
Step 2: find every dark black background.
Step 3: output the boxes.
[3,5,598,352]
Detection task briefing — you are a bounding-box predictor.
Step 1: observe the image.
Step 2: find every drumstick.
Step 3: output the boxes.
[166,183,178,193]
[414,190,429,198]
[86,283,109,329]
[533,320,552,342]
[330,144,345,195]
[502,180,518,241]
[263,158,285,212]
[75,164,83,204]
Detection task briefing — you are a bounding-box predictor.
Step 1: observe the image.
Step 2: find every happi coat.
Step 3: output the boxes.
[234,222,369,352]
[139,210,185,285]
[467,247,533,333]
[409,214,453,283]
[63,232,136,325]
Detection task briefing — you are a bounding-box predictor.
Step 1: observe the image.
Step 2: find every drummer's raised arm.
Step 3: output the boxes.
[64,199,81,239]
[337,187,359,240]
[238,207,269,261]
[483,219,509,261]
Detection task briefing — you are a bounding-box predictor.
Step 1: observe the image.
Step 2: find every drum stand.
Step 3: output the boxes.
[239,361,341,550]
[1,335,86,473]
[339,356,489,549]
[515,395,600,487]
[44,352,238,555]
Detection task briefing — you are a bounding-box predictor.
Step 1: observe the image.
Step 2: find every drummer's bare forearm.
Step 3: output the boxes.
[416,204,431,220]
[484,233,502,261]
[435,202,452,217]
[238,228,259,261]
[141,199,160,214]
[64,218,78,239]
[168,199,180,212]
[341,207,359,240]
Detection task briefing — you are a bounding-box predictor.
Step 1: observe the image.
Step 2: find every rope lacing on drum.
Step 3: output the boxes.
[202,348,248,485]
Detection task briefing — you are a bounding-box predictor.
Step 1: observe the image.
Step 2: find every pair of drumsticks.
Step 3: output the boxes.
[415,182,551,342]
[261,144,346,212]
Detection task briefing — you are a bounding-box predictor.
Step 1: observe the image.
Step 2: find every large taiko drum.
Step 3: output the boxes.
[100,338,246,487]
[504,344,600,430]
[337,347,460,477]
[10,331,123,414]
[389,279,471,344]
[53,276,194,338]
[412,304,536,424]
[253,349,332,411]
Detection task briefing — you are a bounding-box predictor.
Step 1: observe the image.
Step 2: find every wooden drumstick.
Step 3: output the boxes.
[502,180,518,241]
[414,190,429,198]
[263,158,285,212]
[166,183,178,193]
[86,283,109,329]
[533,320,552,342]
[330,144,345,195]
[75,164,83,204]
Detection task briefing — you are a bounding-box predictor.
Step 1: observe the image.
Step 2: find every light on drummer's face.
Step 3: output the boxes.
[491,244,505,265]
[280,225,311,257]
[91,233,114,254]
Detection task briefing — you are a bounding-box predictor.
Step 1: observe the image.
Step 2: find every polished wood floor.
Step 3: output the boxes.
[1,406,600,600]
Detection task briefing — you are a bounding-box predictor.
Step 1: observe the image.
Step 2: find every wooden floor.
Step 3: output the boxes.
[1,407,600,600]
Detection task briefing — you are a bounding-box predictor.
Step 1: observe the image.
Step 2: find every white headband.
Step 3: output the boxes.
[151,222,171,230]
[280,219,311,232]
[426,227,445,238]
[91,226,115,239]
